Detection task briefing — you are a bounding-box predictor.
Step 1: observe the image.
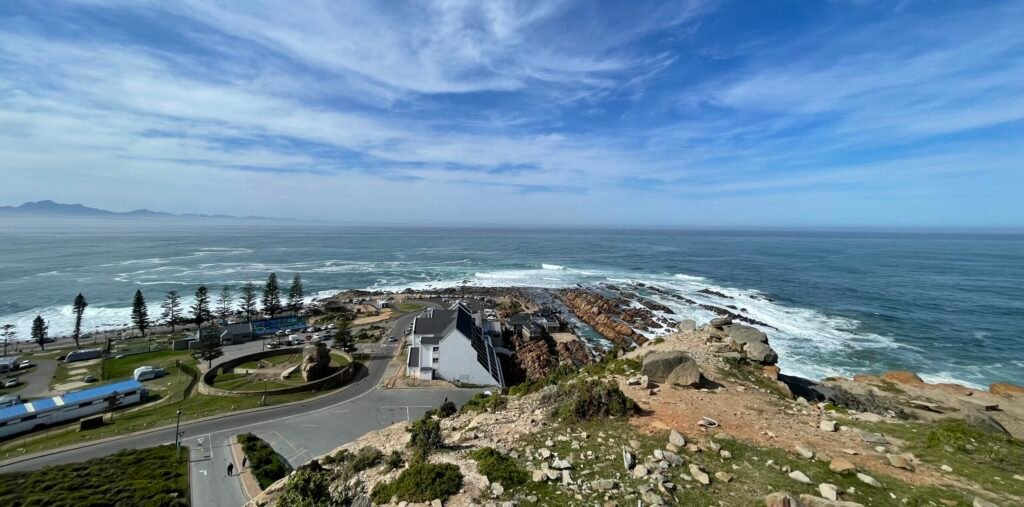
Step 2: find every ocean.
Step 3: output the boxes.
[1,218,1022,388]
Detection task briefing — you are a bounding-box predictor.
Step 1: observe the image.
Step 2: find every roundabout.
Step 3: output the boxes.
[200,344,354,397]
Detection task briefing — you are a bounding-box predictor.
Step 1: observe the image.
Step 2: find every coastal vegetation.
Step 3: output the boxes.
[0,445,188,507]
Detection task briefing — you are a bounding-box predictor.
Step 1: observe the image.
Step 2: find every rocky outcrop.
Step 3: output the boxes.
[991,382,1024,396]
[555,339,591,367]
[718,324,779,365]
[301,343,332,381]
[642,351,702,387]
[561,289,642,348]
[517,339,555,380]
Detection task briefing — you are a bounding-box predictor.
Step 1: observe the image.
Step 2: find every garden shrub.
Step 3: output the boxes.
[370,460,463,504]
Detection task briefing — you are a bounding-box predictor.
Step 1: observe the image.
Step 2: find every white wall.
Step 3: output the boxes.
[436,330,499,386]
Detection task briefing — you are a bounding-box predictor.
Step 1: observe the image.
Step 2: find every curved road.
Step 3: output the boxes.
[1,307,482,507]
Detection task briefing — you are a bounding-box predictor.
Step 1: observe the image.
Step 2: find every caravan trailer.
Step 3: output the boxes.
[0,380,147,439]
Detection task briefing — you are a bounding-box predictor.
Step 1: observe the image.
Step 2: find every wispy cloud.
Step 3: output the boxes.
[0,0,1020,226]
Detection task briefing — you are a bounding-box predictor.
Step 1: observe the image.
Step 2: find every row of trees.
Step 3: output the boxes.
[1,273,305,352]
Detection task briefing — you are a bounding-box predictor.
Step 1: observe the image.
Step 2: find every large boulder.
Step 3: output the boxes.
[677,319,697,332]
[642,351,702,387]
[765,492,805,507]
[745,341,779,365]
[728,324,769,347]
[642,351,691,383]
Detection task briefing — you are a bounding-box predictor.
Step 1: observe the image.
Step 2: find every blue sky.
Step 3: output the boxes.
[0,0,1021,227]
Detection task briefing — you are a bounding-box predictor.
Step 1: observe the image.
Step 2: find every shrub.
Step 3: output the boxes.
[548,380,636,422]
[384,450,404,471]
[238,433,293,489]
[278,468,339,507]
[370,460,463,504]
[470,447,528,487]
[407,416,444,457]
[507,364,577,397]
[348,446,383,473]
[320,448,352,466]
[460,392,508,413]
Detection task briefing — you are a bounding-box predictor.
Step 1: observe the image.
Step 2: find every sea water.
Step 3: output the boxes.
[1,218,1021,388]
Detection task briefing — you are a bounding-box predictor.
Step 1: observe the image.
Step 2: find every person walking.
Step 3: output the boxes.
[242,456,248,468]
[227,462,234,476]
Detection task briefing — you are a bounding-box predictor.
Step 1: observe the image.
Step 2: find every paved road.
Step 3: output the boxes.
[1,305,478,507]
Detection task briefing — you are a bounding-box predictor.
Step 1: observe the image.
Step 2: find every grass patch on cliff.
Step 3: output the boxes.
[370,460,463,504]
[852,418,1024,498]
[471,447,529,487]
[461,392,508,413]
[544,379,636,422]
[510,418,974,507]
[238,433,293,489]
[0,445,188,507]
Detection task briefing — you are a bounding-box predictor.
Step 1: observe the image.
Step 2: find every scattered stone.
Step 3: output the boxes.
[642,490,665,506]
[552,458,572,470]
[669,430,686,448]
[789,471,812,484]
[874,446,888,454]
[532,470,546,482]
[859,431,889,445]
[819,483,840,501]
[666,442,680,453]
[765,491,805,507]
[592,479,616,491]
[799,495,865,507]
[715,472,735,483]
[796,446,815,459]
[745,340,779,364]
[856,473,881,487]
[633,464,649,479]
[491,482,504,497]
[677,319,697,332]
[629,439,641,450]
[539,448,551,459]
[662,451,683,466]
[841,449,859,455]
[973,498,999,507]
[708,441,721,452]
[885,454,915,471]
[689,464,711,485]
[561,470,573,485]
[639,375,650,389]
[1013,474,1023,481]
[820,420,838,432]
[720,450,732,459]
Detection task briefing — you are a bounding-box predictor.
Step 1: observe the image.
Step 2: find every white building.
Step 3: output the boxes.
[406,302,505,387]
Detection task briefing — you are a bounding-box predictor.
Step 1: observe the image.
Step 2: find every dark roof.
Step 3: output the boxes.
[407,347,420,368]
[413,310,457,345]
[224,322,253,334]
[508,313,533,326]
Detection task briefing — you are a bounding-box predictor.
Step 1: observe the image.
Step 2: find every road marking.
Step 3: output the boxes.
[199,469,207,476]
[301,424,318,428]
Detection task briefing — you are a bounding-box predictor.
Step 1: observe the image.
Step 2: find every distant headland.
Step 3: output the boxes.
[0,200,290,221]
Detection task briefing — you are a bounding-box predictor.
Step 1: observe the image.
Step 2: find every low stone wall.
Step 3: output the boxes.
[198,348,354,397]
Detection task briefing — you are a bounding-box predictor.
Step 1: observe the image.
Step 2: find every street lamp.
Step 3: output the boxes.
[174,409,182,459]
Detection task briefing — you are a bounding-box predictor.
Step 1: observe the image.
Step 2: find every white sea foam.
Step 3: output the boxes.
[673,273,707,282]
[541,263,566,270]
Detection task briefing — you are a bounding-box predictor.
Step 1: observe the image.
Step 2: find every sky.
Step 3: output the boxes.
[0,0,1022,228]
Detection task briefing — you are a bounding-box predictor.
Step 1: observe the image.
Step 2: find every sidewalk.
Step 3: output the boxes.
[229,435,263,501]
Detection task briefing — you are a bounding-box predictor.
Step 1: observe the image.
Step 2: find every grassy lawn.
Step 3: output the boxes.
[395,301,425,312]
[0,354,362,457]
[0,444,188,507]
[236,352,302,370]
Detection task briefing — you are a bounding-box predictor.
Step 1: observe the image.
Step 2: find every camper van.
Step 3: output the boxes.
[133,366,167,382]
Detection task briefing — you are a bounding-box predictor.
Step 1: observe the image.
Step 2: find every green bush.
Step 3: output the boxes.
[460,392,508,413]
[320,448,351,466]
[548,380,636,422]
[470,447,528,487]
[407,417,445,457]
[507,364,577,397]
[384,450,405,471]
[348,446,383,473]
[278,468,338,507]
[238,433,294,489]
[370,460,463,504]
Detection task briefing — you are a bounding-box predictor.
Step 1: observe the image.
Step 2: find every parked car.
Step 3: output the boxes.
[83,374,97,383]
[17,360,32,370]
[266,341,282,349]
[2,378,19,388]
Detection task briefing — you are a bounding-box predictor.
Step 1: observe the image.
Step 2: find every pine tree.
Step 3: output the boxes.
[72,293,88,349]
[216,285,233,322]
[192,285,212,332]
[262,273,282,317]
[196,334,223,368]
[332,319,352,350]
[288,275,305,313]
[162,290,182,332]
[131,290,150,337]
[239,282,258,322]
[31,315,48,351]
[1,324,16,357]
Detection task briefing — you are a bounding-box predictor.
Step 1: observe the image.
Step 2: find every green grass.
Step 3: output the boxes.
[395,301,425,312]
[236,353,302,370]
[238,433,293,489]
[851,418,1024,500]
[508,418,972,507]
[371,460,463,504]
[0,362,361,456]
[0,445,188,507]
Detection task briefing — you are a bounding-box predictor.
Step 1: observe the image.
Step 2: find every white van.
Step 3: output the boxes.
[133,366,167,382]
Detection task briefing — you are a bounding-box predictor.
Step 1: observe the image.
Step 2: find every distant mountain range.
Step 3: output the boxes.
[0,200,289,221]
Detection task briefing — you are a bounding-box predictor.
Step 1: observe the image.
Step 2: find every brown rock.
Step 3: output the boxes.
[763,365,781,380]
[829,457,857,475]
[882,371,924,385]
[765,491,805,507]
[990,382,1024,396]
